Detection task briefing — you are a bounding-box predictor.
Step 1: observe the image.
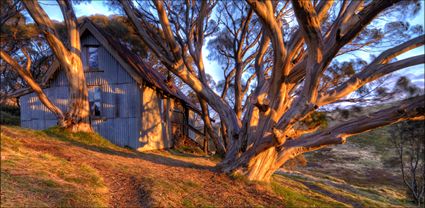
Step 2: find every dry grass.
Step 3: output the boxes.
[1,129,108,207]
[1,125,412,207]
[295,125,415,207]
[1,126,286,207]
[271,175,349,208]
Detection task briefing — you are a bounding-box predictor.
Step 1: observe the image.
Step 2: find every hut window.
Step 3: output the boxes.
[85,46,99,70]
[89,86,101,117]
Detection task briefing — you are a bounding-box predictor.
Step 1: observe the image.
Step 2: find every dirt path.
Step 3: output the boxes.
[1,127,285,207]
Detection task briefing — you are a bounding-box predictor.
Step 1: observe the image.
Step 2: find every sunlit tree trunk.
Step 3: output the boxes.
[60,53,91,132]
[23,0,91,132]
[223,95,425,181]
[119,0,425,182]
[218,0,425,182]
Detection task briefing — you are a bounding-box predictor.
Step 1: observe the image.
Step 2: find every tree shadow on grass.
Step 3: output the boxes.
[40,129,215,171]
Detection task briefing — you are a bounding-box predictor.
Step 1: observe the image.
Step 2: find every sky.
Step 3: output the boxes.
[40,0,424,87]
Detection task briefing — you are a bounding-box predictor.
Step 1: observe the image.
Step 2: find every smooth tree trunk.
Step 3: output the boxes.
[60,54,91,132]
[220,95,425,182]
[199,97,226,155]
[118,0,425,182]
[23,0,91,132]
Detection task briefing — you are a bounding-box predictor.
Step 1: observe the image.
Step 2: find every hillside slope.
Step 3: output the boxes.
[0,125,413,207]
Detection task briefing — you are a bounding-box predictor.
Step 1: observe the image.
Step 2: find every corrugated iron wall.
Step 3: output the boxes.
[20,32,142,149]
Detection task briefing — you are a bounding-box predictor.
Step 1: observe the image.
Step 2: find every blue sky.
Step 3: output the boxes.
[40,0,424,87]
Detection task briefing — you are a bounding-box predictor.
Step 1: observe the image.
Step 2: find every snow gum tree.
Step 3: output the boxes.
[119,0,424,181]
[1,0,91,132]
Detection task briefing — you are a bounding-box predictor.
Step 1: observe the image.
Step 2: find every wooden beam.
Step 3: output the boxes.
[171,121,205,136]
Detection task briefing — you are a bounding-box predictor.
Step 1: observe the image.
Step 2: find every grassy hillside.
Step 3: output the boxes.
[1,127,108,207]
[299,124,416,207]
[0,125,415,207]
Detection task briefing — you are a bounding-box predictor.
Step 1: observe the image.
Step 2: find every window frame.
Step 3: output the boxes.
[84,45,102,72]
[88,85,104,120]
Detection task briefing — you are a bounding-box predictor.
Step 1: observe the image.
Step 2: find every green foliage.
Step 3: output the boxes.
[301,111,328,129]
[389,120,425,205]
[0,105,20,125]
[0,105,19,116]
[0,111,19,125]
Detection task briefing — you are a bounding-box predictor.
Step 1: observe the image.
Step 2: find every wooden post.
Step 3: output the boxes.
[183,105,189,137]
[203,126,208,154]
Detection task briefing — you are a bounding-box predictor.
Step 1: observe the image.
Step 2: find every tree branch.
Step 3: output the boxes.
[318,35,425,106]
[279,95,425,165]
[0,50,65,121]
[23,0,71,64]
[57,0,80,55]
[291,0,324,104]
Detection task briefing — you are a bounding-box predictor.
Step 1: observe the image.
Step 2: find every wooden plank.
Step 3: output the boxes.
[21,120,30,128]
[128,83,141,117]
[50,69,68,87]
[171,121,205,136]
[119,118,130,147]
[98,118,115,144]
[55,86,69,112]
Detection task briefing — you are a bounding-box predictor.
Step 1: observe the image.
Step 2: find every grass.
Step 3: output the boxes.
[0,132,109,207]
[277,172,416,208]
[142,172,221,207]
[42,126,125,152]
[289,123,416,207]
[271,175,349,208]
[347,125,392,152]
[175,145,205,155]
[347,125,402,170]
[1,125,415,207]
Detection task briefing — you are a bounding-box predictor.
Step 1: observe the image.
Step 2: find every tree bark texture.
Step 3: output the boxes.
[23,0,91,132]
[118,0,424,182]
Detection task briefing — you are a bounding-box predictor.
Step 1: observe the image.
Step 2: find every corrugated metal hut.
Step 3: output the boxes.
[13,19,202,151]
